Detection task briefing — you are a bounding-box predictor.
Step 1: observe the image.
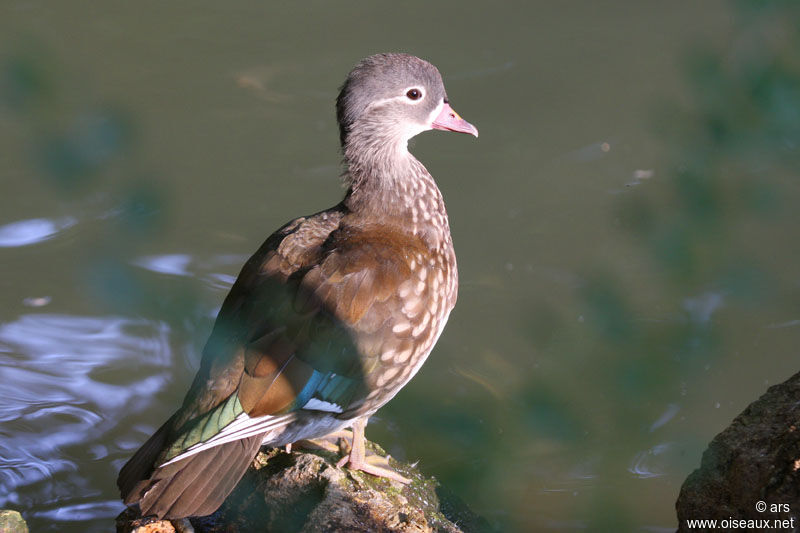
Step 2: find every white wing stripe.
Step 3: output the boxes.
[159,412,291,467]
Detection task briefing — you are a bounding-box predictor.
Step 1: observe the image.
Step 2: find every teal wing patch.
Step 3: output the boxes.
[294,370,359,413]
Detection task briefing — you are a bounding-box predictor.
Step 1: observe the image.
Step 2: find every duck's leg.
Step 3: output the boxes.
[335,417,410,484]
[294,429,352,453]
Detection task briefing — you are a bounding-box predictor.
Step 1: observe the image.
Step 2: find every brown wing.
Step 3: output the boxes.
[118,212,454,518]
[231,222,440,420]
[289,222,453,418]
[172,208,347,428]
[173,212,450,432]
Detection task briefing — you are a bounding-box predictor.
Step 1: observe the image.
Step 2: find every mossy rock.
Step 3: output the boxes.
[118,442,490,532]
[0,510,28,533]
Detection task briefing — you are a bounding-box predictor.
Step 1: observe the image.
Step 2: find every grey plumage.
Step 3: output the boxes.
[336,53,447,147]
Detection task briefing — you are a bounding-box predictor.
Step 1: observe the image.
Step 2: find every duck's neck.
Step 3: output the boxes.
[341,133,451,249]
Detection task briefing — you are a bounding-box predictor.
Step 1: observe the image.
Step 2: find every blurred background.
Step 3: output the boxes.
[1,1,798,531]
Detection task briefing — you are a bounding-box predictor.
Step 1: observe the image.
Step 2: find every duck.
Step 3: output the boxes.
[117,52,478,519]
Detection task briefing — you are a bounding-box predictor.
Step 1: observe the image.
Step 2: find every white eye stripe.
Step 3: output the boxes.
[365,91,422,110]
[427,99,445,124]
[364,90,428,113]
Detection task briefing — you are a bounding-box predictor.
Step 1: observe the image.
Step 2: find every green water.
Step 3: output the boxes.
[1,1,798,531]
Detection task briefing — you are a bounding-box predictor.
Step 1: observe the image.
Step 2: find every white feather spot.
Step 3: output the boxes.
[398,280,414,298]
[415,280,425,295]
[302,398,343,413]
[377,365,401,387]
[413,312,431,337]
[392,322,411,334]
[395,346,414,363]
[403,296,422,316]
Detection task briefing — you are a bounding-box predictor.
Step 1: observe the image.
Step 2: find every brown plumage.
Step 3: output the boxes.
[118,53,477,519]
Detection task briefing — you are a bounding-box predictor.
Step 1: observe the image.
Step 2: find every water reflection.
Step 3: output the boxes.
[0,314,171,520]
[649,403,680,433]
[133,253,193,276]
[682,292,725,324]
[0,217,76,247]
[628,442,674,479]
[22,296,52,308]
[132,253,245,290]
[30,500,126,522]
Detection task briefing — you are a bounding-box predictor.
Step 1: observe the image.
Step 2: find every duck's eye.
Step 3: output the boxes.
[406,88,422,101]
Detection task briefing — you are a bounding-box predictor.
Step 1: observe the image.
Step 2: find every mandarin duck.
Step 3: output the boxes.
[117,53,478,519]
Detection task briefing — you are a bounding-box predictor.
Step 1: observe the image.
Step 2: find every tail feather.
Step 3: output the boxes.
[125,433,263,519]
[139,444,221,518]
[118,416,176,500]
[170,436,260,518]
[165,450,225,518]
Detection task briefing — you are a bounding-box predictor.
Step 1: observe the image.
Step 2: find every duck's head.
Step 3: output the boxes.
[336,53,478,152]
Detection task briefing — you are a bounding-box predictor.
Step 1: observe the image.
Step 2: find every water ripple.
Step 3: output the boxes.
[628,442,673,479]
[0,313,172,508]
[32,499,125,521]
[132,253,192,276]
[132,252,247,291]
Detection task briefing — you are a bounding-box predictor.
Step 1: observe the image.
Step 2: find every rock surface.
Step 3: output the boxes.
[0,510,29,533]
[118,442,488,532]
[676,371,800,531]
